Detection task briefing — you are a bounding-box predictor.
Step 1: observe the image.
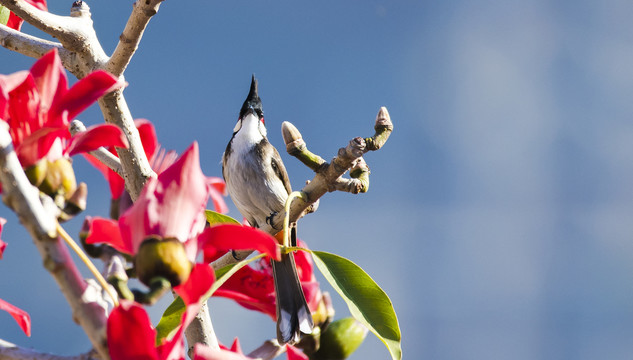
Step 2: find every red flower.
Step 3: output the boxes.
[2,0,47,31]
[86,119,228,214]
[212,240,320,321]
[86,142,211,255]
[85,143,279,289]
[0,49,127,168]
[107,265,215,360]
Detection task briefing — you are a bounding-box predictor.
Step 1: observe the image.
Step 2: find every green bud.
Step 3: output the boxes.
[311,318,368,360]
[25,159,48,188]
[135,237,192,288]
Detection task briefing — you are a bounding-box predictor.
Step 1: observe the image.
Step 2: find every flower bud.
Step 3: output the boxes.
[135,237,192,287]
[38,158,77,199]
[24,159,48,187]
[311,318,368,360]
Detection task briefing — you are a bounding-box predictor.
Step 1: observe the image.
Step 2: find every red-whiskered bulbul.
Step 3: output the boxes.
[222,75,313,344]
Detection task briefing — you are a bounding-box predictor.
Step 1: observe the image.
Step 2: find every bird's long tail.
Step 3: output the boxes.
[272,226,313,344]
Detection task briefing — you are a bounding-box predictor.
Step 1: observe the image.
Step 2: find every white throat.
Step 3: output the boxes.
[232,113,267,154]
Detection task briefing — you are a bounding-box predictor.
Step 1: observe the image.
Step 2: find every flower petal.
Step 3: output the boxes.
[50,70,124,125]
[5,12,25,31]
[85,217,133,255]
[173,263,215,306]
[136,118,158,161]
[228,338,243,354]
[153,142,209,241]
[26,0,47,10]
[107,300,158,360]
[7,74,40,145]
[118,178,159,254]
[207,177,228,214]
[0,71,30,117]
[286,345,309,360]
[198,224,281,263]
[212,261,276,319]
[29,49,67,112]
[66,123,129,157]
[0,298,31,337]
[15,126,67,167]
[83,153,126,199]
[0,217,6,259]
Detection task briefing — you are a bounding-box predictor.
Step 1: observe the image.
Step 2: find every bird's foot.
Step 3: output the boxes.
[266,211,280,229]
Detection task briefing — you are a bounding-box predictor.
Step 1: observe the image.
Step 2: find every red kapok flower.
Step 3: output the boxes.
[85,119,228,214]
[0,49,127,168]
[86,142,279,295]
[107,264,214,360]
[2,0,47,31]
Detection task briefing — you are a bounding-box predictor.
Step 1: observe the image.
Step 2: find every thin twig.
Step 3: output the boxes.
[0,339,100,360]
[56,222,119,307]
[69,120,124,176]
[247,340,285,360]
[107,0,166,77]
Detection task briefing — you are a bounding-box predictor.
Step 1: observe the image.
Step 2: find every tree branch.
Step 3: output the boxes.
[69,120,124,176]
[0,123,110,360]
[211,107,393,268]
[0,23,68,60]
[247,340,285,360]
[0,339,100,360]
[0,0,105,60]
[97,90,155,200]
[184,302,220,358]
[106,0,165,77]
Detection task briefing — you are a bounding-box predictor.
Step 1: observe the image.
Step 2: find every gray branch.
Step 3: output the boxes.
[106,0,165,77]
[0,339,100,360]
[0,23,68,60]
[247,340,285,360]
[211,107,393,268]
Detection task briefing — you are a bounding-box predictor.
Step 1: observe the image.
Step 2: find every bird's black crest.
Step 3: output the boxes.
[239,75,264,120]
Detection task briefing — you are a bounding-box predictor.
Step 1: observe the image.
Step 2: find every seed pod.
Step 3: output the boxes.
[135,237,192,287]
[311,318,368,360]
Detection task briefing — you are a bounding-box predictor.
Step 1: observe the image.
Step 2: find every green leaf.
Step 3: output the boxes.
[155,296,185,345]
[0,6,11,26]
[154,254,265,344]
[310,250,402,360]
[205,209,240,225]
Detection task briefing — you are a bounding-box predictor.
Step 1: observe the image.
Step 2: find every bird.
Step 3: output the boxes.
[222,75,313,345]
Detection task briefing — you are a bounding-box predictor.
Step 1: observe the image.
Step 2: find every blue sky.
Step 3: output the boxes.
[2,1,633,359]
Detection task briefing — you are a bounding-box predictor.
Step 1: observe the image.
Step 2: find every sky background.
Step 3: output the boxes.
[2,1,633,359]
